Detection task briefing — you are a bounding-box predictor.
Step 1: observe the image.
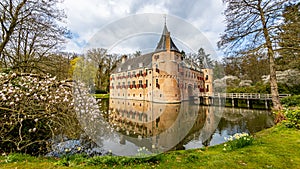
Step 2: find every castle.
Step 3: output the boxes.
[109,23,213,103]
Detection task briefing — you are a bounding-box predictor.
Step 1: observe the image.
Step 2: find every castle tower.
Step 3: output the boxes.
[155,23,180,53]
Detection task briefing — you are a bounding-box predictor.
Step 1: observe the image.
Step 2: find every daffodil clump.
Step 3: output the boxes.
[223,132,254,151]
[136,147,151,157]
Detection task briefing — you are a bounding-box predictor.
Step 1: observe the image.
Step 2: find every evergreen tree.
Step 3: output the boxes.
[277,2,300,70]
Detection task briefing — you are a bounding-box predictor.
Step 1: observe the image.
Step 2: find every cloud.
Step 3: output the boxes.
[61,0,226,58]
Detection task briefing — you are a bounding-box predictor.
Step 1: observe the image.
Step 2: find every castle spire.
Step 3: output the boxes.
[155,15,179,52]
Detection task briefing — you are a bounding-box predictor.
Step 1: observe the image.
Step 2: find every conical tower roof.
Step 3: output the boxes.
[155,24,180,52]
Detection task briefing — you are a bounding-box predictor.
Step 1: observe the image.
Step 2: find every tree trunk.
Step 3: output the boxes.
[258,1,283,110]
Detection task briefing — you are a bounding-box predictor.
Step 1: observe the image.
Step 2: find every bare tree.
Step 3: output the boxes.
[0,0,66,72]
[86,48,108,92]
[218,0,296,110]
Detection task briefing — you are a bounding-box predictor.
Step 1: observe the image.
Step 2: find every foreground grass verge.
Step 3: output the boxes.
[1,124,299,169]
[92,93,109,99]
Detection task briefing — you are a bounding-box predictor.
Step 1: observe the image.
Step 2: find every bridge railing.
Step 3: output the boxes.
[199,93,291,99]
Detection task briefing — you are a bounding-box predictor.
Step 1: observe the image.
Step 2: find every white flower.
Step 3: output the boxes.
[34,118,38,122]
[32,128,36,132]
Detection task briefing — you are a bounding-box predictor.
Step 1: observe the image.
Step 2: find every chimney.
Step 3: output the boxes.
[166,31,170,51]
[121,55,127,63]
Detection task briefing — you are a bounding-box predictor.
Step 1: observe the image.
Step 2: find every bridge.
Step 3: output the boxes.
[198,93,291,109]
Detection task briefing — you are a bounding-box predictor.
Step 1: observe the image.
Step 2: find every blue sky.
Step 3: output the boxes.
[61,0,226,60]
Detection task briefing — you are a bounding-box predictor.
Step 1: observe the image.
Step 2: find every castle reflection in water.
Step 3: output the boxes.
[107,98,224,152]
[99,98,274,155]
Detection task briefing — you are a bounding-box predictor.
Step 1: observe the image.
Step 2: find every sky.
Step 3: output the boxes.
[61,0,226,60]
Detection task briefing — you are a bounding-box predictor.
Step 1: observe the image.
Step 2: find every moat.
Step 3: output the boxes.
[94,98,274,156]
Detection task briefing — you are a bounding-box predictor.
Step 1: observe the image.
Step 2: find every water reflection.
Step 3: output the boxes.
[98,99,274,156]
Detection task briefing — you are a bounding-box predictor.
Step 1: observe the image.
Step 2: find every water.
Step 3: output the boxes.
[93,98,274,156]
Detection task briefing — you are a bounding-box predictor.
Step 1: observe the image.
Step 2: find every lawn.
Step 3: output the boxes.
[92,93,109,99]
[1,124,299,169]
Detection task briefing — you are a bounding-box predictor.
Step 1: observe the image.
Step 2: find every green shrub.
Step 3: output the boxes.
[281,95,300,107]
[283,109,300,129]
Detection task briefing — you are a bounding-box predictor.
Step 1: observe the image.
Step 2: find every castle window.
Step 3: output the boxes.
[206,75,209,80]
[132,81,136,88]
[156,79,160,89]
[139,80,142,88]
[206,85,209,92]
[140,94,142,97]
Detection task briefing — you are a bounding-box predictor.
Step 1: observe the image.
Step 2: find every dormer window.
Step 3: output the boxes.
[128,65,131,70]
[139,63,143,68]
[118,68,121,72]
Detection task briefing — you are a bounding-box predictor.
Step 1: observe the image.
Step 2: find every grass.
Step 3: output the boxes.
[1,124,300,168]
[92,93,109,99]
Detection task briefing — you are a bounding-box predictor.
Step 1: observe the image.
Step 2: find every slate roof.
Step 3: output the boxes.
[112,52,153,73]
[155,24,180,52]
[112,24,183,74]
